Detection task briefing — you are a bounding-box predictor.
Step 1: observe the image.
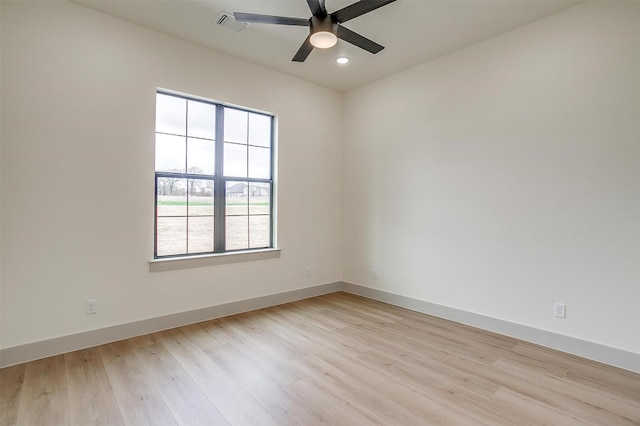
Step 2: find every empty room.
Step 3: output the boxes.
[1,0,639,424]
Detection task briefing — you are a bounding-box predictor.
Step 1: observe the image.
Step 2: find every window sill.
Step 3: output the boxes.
[149,248,281,272]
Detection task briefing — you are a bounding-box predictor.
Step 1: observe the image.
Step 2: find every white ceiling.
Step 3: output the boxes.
[71,0,581,92]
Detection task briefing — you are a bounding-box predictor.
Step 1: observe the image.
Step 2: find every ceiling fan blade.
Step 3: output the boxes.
[332,0,397,23]
[234,12,309,26]
[292,36,314,62]
[306,0,327,16]
[336,25,384,54]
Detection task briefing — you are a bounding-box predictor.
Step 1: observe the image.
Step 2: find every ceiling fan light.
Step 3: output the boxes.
[310,31,338,49]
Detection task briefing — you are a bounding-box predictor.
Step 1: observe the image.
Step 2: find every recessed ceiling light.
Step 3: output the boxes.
[336,57,350,64]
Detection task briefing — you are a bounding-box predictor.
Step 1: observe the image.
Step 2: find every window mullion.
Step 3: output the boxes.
[214,105,226,252]
[184,101,189,254]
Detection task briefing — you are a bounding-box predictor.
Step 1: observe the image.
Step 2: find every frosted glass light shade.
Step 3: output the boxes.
[310,31,337,48]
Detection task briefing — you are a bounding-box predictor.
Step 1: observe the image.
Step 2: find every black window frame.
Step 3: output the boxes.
[154,91,275,259]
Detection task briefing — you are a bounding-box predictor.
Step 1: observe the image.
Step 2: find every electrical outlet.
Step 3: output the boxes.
[372,268,379,279]
[86,299,97,314]
[554,303,566,318]
[305,267,311,277]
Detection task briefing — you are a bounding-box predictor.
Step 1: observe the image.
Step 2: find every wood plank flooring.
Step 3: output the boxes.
[1,292,639,425]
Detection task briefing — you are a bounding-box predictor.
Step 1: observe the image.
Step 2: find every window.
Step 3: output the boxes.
[154,91,274,258]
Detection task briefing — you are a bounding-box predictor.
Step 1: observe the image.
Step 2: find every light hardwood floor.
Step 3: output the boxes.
[1,292,639,425]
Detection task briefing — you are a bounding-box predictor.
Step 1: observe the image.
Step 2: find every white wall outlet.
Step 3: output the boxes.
[86,299,97,314]
[372,268,379,279]
[554,303,566,318]
[305,267,311,277]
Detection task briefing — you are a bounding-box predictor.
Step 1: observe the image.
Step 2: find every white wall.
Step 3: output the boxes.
[343,1,639,354]
[0,1,343,349]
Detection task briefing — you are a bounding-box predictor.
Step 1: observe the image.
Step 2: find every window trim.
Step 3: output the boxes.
[154,90,276,259]
[148,248,281,272]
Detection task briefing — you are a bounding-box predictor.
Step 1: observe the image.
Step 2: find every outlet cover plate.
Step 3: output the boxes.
[554,303,566,318]
[86,300,97,314]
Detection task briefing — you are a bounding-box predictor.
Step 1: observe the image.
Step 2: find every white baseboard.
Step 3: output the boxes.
[2,280,638,373]
[0,282,341,368]
[341,282,640,373]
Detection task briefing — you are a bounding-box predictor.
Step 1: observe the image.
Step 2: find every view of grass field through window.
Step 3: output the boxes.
[155,92,273,257]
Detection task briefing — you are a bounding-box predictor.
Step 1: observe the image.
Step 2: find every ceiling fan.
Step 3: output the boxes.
[234,0,397,62]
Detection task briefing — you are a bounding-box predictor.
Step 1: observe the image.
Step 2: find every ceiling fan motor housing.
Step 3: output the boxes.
[310,15,338,35]
[309,15,339,48]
